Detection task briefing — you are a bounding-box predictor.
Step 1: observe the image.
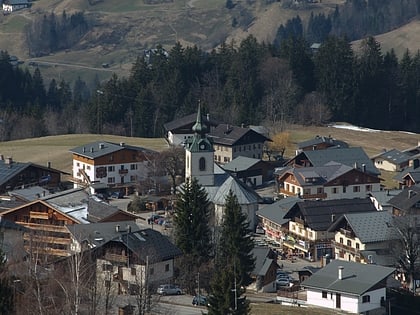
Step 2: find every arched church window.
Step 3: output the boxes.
[199,157,206,171]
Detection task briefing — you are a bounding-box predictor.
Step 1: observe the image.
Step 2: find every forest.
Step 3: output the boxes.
[0,0,420,141]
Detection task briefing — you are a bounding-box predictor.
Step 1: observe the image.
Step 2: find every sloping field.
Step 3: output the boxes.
[352,18,420,57]
[0,134,168,174]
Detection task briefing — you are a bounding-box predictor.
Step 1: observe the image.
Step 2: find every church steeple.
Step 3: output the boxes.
[192,101,208,135]
[185,102,214,186]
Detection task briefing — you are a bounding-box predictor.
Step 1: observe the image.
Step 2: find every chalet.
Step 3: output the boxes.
[393,158,420,188]
[388,185,420,216]
[301,260,395,314]
[86,198,138,223]
[2,0,30,13]
[276,162,381,200]
[0,156,65,194]
[69,141,157,191]
[68,222,182,295]
[256,197,299,246]
[209,124,271,164]
[286,147,380,176]
[250,247,279,293]
[327,211,399,266]
[296,135,348,155]
[163,112,218,146]
[371,149,411,172]
[0,200,80,262]
[367,189,401,212]
[222,156,274,187]
[282,198,377,261]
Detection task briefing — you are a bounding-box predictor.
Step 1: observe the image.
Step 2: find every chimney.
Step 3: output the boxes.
[115,225,120,232]
[126,225,131,233]
[90,147,94,153]
[413,159,420,170]
[47,161,51,168]
[99,143,105,149]
[362,163,366,173]
[83,147,86,153]
[206,113,210,121]
[409,190,415,198]
[338,266,344,280]
[0,154,3,161]
[354,162,358,169]
[5,157,12,165]
[119,142,125,147]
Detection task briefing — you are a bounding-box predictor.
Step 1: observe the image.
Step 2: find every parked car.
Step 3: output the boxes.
[156,284,182,295]
[110,191,124,199]
[192,295,208,306]
[147,214,163,224]
[276,277,291,287]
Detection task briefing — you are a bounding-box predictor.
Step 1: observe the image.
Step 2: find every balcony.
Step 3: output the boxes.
[332,240,359,255]
[119,169,128,175]
[339,228,355,238]
[104,253,128,264]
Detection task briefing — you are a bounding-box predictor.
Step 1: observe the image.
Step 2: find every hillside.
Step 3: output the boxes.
[0,0,342,84]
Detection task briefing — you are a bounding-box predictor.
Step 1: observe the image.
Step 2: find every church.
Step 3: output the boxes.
[183,105,260,229]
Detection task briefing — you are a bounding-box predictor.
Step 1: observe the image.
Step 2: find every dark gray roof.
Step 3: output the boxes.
[297,136,348,150]
[9,186,51,202]
[328,211,399,243]
[285,198,377,231]
[87,198,136,223]
[388,185,420,212]
[223,156,261,172]
[284,162,353,187]
[209,124,271,146]
[257,196,300,226]
[69,141,156,159]
[372,149,411,165]
[67,221,144,248]
[367,190,401,209]
[301,260,395,295]
[290,147,380,176]
[213,176,259,205]
[0,197,25,212]
[41,188,88,207]
[252,247,278,276]
[393,164,420,183]
[121,229,183,262]
[163,112,218,132]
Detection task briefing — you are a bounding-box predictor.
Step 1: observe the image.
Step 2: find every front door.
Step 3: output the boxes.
[336,293,341,309]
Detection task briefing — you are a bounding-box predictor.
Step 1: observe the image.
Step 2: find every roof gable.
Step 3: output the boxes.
[285,198,377,231]
[388,185,420,212]
[302,260,395,295]
[209,124,271,146]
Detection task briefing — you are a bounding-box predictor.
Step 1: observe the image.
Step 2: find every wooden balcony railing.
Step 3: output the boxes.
[104,253,128,264]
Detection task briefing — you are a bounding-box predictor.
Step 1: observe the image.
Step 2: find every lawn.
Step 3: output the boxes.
[251,302,342,315]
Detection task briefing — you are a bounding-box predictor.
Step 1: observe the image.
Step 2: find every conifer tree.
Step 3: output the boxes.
[208,190,255,315]
[174,177,212,293]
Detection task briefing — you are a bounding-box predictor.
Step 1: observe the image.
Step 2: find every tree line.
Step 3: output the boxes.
[1,33,420,140]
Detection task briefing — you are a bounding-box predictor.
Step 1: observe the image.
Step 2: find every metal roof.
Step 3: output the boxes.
[297,135,348,150]
[209,124,271,146]
[213,176,259,205]
[288,162,353,186]
[290,147,380,176]
[388,185,420,212]
[223,156,261,172]
[69,141,156,159]
[328,211,399,243]
[285,198,377,231]
[372,149,411,165]
[257,196,300,226]
[301,260,395,296]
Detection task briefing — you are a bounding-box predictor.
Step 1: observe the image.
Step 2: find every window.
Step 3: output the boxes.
[165,264,169,272]
[108,177,115,183]
[343,186,347,193]
[362,295,370,303]
[303,188,311,195]
[322,291,327,298]
[149,267,154,275]
[332,187,339,194]
[356,243,360,249]
[353,186,360,192]
[199,157,206,171]
[130,175,137,182]
[339,237,343,244]
[130,164,137,170]
[76,162,80,167]
[131,268,136,276]
[317,187,324,194]
[108,166,115,172]
[102,264,113,272]
[366,185,372,192]
[86,165,91,170]
[347,240,352,247]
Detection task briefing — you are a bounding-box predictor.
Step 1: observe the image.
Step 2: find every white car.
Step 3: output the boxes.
[157,284,182,295]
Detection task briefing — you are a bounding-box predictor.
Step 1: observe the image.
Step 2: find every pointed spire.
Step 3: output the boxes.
[192,100,208,135]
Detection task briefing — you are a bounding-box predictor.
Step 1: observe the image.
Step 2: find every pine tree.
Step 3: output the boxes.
[0,248,13,314]
[208,190,255,315]
[174,177,212,293]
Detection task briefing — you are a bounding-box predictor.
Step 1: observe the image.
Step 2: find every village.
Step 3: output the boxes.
[1,108,420,314]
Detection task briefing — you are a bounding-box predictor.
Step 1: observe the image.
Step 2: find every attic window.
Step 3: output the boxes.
[199,157,206,171]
